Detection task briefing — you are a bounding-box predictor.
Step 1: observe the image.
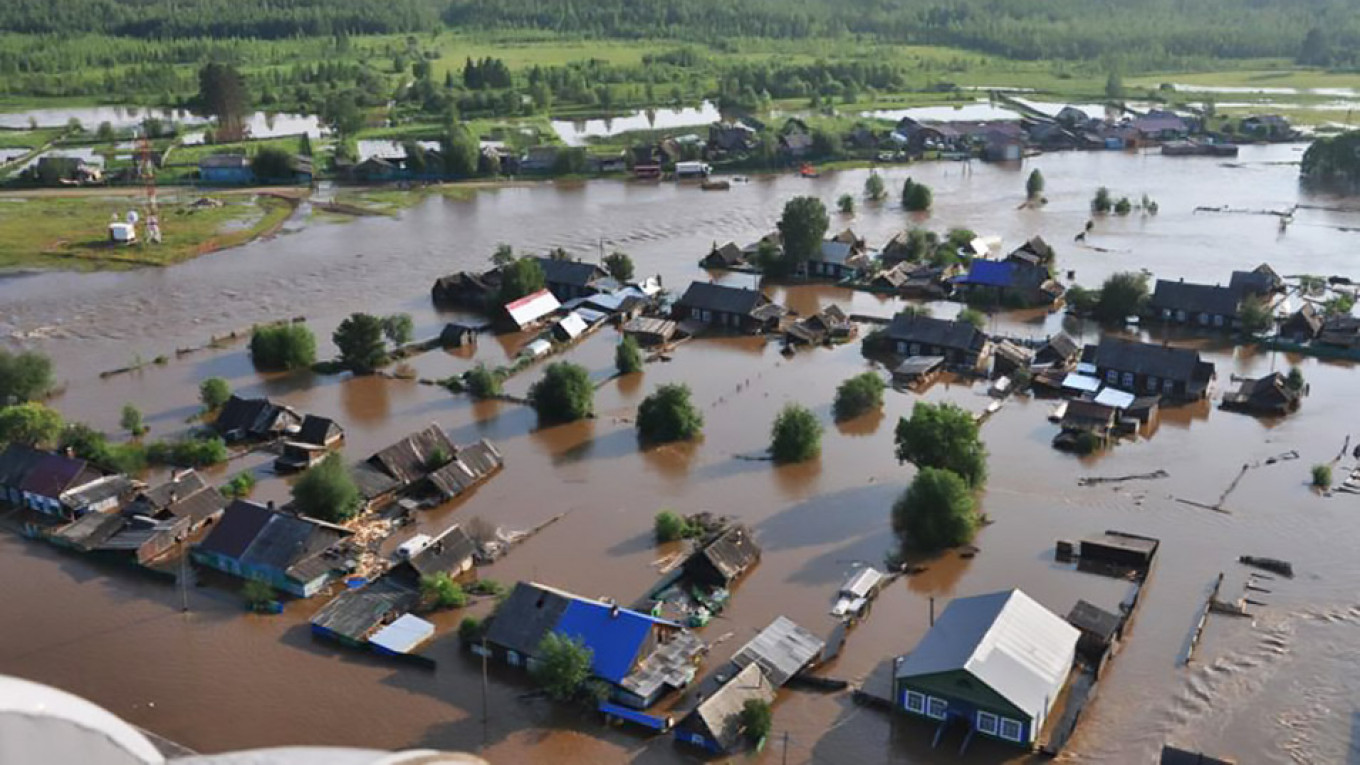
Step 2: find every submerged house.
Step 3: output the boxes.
[483,581,704,709]
[731,616,825,687]
[952,260,1063,307]
[701,242,746,270]
[431,269,503,311]
[1228,263,1285,298]
[1220,372,1302,417]
[883,313,992,371]
[51,512,189,565]
[804,240,871,281]
[681,524,761,590]
[0,445,105,520]
[275,415,345,472]
[1033,332,1081,369]
[1279,303,1324,342]
[894,589,1079,748]
[674,662,775,754]
[123,469,227,534]
[534,258,610,302]
[350,426,501,511]
[192,499,351,597]
[1148,280,1246,330]
[672,282,780,334]
[785,305,853,347]
[504,289,562,332]
[310,576,420,647]
[1087,337,1216,401]
[213,395,300,442]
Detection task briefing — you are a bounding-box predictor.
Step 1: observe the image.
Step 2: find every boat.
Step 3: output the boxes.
[799,163,820,178]
[700,179,730,191]
[1049,401,1069,422]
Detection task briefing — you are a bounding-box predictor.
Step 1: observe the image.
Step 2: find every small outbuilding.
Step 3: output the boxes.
[681,524,761,590]
[1220,372,1302,416]
[673,662,775,754]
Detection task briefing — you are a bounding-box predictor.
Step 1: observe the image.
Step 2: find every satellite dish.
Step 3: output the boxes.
[126,210,139,224]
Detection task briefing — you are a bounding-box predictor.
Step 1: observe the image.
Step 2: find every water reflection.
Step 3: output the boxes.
[339,374,390,424]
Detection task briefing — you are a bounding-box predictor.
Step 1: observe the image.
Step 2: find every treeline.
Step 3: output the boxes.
[0,0,436,38]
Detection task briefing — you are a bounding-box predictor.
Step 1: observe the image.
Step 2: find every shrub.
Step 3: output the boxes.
[1092,186,1112,213]
[902,178,933,211]
[382,313,415,346]
[200,377,231,410]
[865,172,886,201]
[1312,463,1332,489]
[740,699,773,744]
[615,336,643,375]
[464,364,502,398]
[333,313,388,373]
[837,193,855,214]
[242,578,276,609]
[221,471,256,498]
[832,372,885,422]
[1026,169,1045,199]
[654,510,693,542]
[466,579,508,598]
[1286,366,1305,392]
[528,362,594,423]
[957,307,986,329]
[421,572,468,609]
[0,402,63,447]
[458,616,485,644]
[771,404,822,463]
[637,384,703,443]
[1114,197,1133,215]
[895,401,987,488]
[146,435,228,467]
[1094,272,1149,323]
[532,633,593,701]
[1239,296,1274,334]
[892,467,979,552]
[120,404,145,436]
[250,324,317,371]
[291,452,363,522]
[0,348,54,404]
[603,251,635,282]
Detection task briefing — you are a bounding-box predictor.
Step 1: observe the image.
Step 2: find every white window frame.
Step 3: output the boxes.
[1106,370,1118,384]
[1121,372,1134,389]
[1146,376,1157,391]
[904,690,926,714]
[999,717,1023,743]
[976,711,998,735]
[1163,378,1175,393]
[926,696,948,720]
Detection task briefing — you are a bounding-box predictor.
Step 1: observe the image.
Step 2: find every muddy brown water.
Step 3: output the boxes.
[3,145,1360,763]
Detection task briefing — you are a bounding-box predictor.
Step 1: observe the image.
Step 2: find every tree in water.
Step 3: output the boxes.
[770,403,822,463]
[773,196,829,276]
[333,313,389,373]
[1026,169,1045,200]
[603,251,634,282]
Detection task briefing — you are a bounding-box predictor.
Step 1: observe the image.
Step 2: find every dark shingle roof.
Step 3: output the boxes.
[367,425,458,486]
[484,582,572,658]
[1039,332,1080,363]
[886,313,986,353]
[21,453,99,499]
[676,282,768,316]
[534,258,607,288]
[1094,337,1212,383]
[1067,600,1121,642]
[197,500,274,560]
[686,525,760,585]
[0,444,44,487]
[1228,264,1282,296]
[1149,280,1243,317]
[297,415,342,447]
[427,439,503,500]
[310,576,419,642]
[393,524,477,581]
[214,395,287,438]
[197,500,346,584]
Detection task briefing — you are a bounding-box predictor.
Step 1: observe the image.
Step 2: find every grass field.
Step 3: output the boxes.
[0,193,293,270]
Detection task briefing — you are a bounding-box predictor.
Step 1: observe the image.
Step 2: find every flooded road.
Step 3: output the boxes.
[3,145,1360,764]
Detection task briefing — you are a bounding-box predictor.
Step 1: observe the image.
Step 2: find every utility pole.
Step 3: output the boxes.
[179,540,190,613]
[782,731,790,765]
[481,637,489,750]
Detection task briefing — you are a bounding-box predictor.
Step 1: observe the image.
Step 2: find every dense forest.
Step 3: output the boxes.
[2,0,1358,68]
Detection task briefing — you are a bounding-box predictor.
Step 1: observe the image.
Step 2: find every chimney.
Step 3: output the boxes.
[267,500,276,511]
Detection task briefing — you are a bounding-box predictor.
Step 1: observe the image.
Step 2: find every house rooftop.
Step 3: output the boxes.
[731,616,825,687]
[683,662,776,752]
[1150,280,1243,317]
[676,282,768,316]
[886,313,987,352]
[533,258,607,289]
[1094,337,1213,383]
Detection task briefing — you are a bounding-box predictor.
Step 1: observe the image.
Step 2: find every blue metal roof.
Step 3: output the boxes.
[955,260,1015,288]
[599,702,672,731]
[553,599,667,683]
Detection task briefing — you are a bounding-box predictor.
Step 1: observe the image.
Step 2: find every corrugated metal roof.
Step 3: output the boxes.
[731,616,825,687]
[554,599,666,684]
[840,567,885,599]
[368,614,435,654]
[555,312,588,340]
[1093,387,1136,409]
[684,662,775,751]
[1061,372,1101,393]
[506,289,561,328]
[895,589,1078,723]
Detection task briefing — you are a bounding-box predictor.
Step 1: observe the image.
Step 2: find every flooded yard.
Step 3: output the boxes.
[1,145,1359,763]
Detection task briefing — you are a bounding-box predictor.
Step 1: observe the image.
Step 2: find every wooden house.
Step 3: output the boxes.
[672,282,779,334]
[1087,337,1215,401]
[674,662,775,754]
[1220,372,1301,416]
[192,500,351,598]
[1148,279,1245,330]
[680,524,761,590]
[884,313,992,371]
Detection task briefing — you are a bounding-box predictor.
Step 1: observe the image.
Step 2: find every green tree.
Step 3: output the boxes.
[333,313,388,373]
[1105,71,1125,100]
[382,313,415,346]
[894,401,987,488]
[833,372,885,422]
[197,62,250,140]
[421,572,468,609]
[242,578,276,610]
[442,123,480,177]
[740,699,772,744]
[459,616,485,644]
[96,121,116,142]
[1094,272,1149,323]
[1239,296,1274,334]
[291,452,363,522]
[1092,187,1113,213]
[0,403,63,447]
[120,404,144,436]
[321,90,365,140]
[654,510,692,542]
[499,257,546,304]
[892,467,980,552]
[1026,169,1045,199]
[637,384,703,443]
[252,147,293,181]
[250,324,317,371]
[1065,285,1098,315]
[1286,366,1305,392]
[532,632,594,701]
[464,365,503,398]
[146,436,228,467]
[771,403,822,463]
[1312,463,1332,489]
[0,349,54,404]
[298,133,313,157]
[603,251,635,282]
[200,377,232,410]
[1324,293,1356,317]
[615,336,644,375]
[838,193,855,214]
[774,196,829,276]
[528,362,594,423]
[865,172,886,201]
[221,471,256,499]
[1114,196,1133,215]
[957,307,986,329]
[901,178,933,211]
[491,244,516,267]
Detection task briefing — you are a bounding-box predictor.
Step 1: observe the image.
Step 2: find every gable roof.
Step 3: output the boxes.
[1038,332,1080,362]
[1094,337,1213,384]
[815,240,856,266]
[296,415,342,446]
[676,282,768,316]
[684,662,776,751]
[427,439,503,500]
[886,313,986,353]
[197,500,347,582]
[533,258,607,288]
[214,395,294,438]
[21,453,100,500]
[553,598,672,683]
[59,474,135,510]
[1228,263,1283,296]
[685,524,760,584]
[704,242,744,267]
[394,524,477,581]
[505,289,561,329]
[310,576,419,642]
[367,424,458,486]
[896,589,1078,723]
[0,444,45,487]
[731,616,825,687]
[1150,280,1243,317]
[485,582,573,658]
[958,260,1017,288]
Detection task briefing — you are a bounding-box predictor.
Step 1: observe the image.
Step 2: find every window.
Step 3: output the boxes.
[507,650,521,667]
[1198,313,1209,326]
[926,696,947,720]
[1176,310,1187,322]
[1214,314,1224,327]
[1121,372,1134,388]
[910,343,921,356]
[1162,308,1171,319]
[1106,370,1118,384]
[1146,376,1157,391]
[976,711,998,735]
[904,690,926,714]
[999,718,1023,742]
[1163,378,1175,393]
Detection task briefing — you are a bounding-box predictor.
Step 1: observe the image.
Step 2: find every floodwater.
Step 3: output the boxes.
[551,102,721,146]
[861,102,1021,123]
[3,145,1360,764]
[0,107,322,138]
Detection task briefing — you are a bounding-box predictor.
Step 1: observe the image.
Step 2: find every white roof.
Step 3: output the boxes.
[1075,361,1097,376]
[896,589,1078,723]
[840,567,885,599]
[731,616,825,687]
[368,614,435,655]
[555,312,588,340]
[523,339,552,358]
[1061,372,1101,393]
[675,161,711,172]
[396,534,432,559]
[1093,387,1136,410]
[0,675,164,764]
[505,289,561,329]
